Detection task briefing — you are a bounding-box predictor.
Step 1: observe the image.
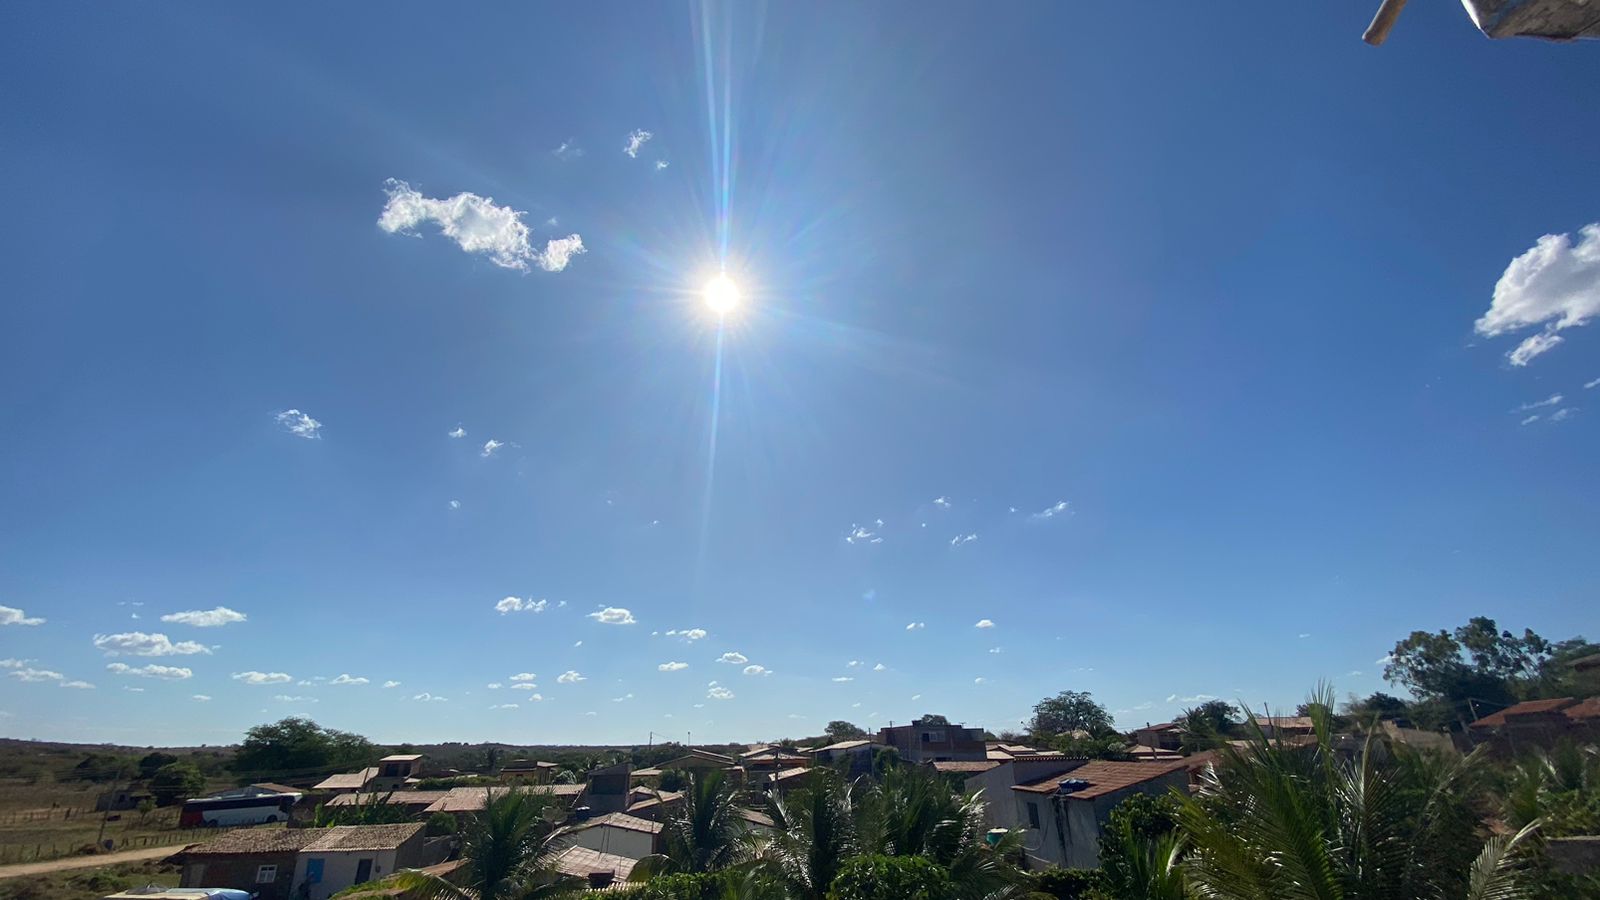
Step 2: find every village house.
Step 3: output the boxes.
[291,823,431,900]
[811,739,879,776]
[566,811,663,860]
[324,790,450,817]
[1469,696,1600,751]
[312,767,379,795]
[500,759,560,783]
[1010,760,1193,870]
[1133,722,1183,753]
[1254,716,1316,741]
[172,826,324,900]
[878,719,988,764]
[553,845,638,890]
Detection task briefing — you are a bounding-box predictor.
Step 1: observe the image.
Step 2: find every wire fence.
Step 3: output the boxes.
[0,823,254,865]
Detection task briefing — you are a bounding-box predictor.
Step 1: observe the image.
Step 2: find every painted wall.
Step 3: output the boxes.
[569,825,656,861]
[292,848,401,900]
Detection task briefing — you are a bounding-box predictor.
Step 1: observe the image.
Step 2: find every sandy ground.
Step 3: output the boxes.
[0,843,183,879]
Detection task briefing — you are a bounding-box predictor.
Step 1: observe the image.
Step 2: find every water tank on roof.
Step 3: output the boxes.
[1055,778,1090,795]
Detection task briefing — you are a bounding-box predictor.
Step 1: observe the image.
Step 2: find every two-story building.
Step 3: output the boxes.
[878,719,987,764]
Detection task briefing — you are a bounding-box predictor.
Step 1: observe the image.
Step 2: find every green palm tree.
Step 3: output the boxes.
[341,789,581,899]
[1098,812,1186,900]
[1177,688,1539,900]
[661,771,749,873]
[858,765,1028,898]
[763,768,859,900]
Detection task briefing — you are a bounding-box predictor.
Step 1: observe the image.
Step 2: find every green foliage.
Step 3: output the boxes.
[1049,732,1133,760]
[1177,700,1240,751]
[914,714,950,727]
[1031,868,1107,899]
[658,768,690,792]
[766,768,860,900]
[135,796,155,823]
[1382,617,1581,727]
[662,771,749,873]
[148,761,205,806]
[137,752,178,779]
[426,811,458,836]
[232,717,377,778]
[824,721,869,742]
[1029,690,1116,738]
[826,855,952,900]
[621,871,730,900]
[1342,691,1411,722]
[313,793,415,826]
[1099,791,1179,894]
[1498,741,1600,836]
[414,774,500,790]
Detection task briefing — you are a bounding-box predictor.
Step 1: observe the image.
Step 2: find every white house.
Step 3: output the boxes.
[291,823,426,900]
[566,812,662,861]
[1008,760,1191,870]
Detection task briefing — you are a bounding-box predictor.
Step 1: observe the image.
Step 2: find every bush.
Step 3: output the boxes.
[149,761,206,806]
[827,855,952,900]
[1032,868,1107,899]
[426,811,457,836]
[616,872,728,900]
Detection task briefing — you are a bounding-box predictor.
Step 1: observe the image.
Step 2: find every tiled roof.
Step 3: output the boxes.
[574,812,663,835]
[303,823,423,852]
[1470,697,1579,729]
[1136,723,1178,733]
[1565,698,1600,721]
[424,785,582,813]
[626,790,684,814]
[813,739,875,753]
[314,767,378,791]
[1258,716,1315,731]
[737,808,775,828]
[554,845,638,880]
[325,791,448,808]
[249,783,305,795]
[178,827,323,856]
[771,766,810,782]
[930,761,999,774]
[631,768,663,778]
[1013,759,1189,799]
[380,754,424,763]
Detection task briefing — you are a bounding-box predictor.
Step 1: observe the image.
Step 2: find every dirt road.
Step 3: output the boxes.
[0,843,184,879]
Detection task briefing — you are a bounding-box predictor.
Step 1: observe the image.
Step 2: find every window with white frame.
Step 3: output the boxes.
[256,864,277,883]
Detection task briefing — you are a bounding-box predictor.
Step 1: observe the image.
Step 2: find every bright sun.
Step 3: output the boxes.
[703,273,741,316]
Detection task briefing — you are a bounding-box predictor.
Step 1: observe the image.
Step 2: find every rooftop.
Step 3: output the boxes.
[573,812,663,835]
[325,791,448,808]
[554,845,638,881]
[303,823,424,852]
[1013,759,1189,799]
[176,826,322,856]
[424,784,582,814]
[1470,697,1580,729]
[930,760,1000,774]
[313,767,378,791]
[813,739,875,753]
[380,754,424,763]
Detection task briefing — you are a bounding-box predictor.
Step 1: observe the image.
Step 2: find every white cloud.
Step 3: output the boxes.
[707,685,735,701]
[847,660,863,668]
[557,670,585,684]
[273,694,316,703]
[1517,393,1564,411]
[232,671,293,685]
[1550,407,1576,422]
[717,651,748,665]
[412,692,447,702]
[989,647,1003,654]
[658,661,689,672]
[94,632,211,657]
[449,500,460,509]
[666,628,708,642]
[0,658,27,668]
[1298,633,1311,639]
[1521,414,1541,426]
[383,680,401,688]
[743,665,771,676]
[1376,654,1394,666]
[588,607,637,625]
[832,676,854,683]
[274,409,322,439]
[448,426,466,438]
[655,160,669,171]
[1031,500,1070,520]
[495,596,548,615]
[573,640,583,647]
[161,607,247,628]
[0,605,45,626]
[623,129,653,158]
[378,179,585,273]
[553,140,583,160]
[612,692,635,703]
[123,686,144,693]
[107,663,191,680]
[974,677,987,684]
[911,694,922,701]
[873,663,886,671]
[486,683,502,690]
[490,703,520,710]
[1586,377,1600,389]
[481,439,504,458]
[192,694,211,702]
[509,672,537,682]
[950,533,978,547]
[933,496,951,508]
[1166,693,1217,703]
[1475,224,1600,366]
[845,524,882,545]
[330,674,368,685]
[9,668,63,682]
[975,619,995,629]
[905,622,925,631]
[510,683,541,691]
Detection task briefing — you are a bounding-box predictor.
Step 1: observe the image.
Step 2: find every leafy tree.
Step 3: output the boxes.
[149,761,205,806]
[314,793,413,826]
[427,811,458,836]
[137,752,178,779]
[662,771,748,873]
[1031,868,1106,899]
[855,765,1028,898]
[1177,700,1240,751]
[1049,732,1133,760]
[232,717,377,778]
[1099,793,1180,896]
[1028,691,1114,738]
[1342,691,1410,722]
[914,714,950,727]
[824,721,868,743]
[135,796,155,824]
[1384,617,1555,720]
[826,855,952,900]
[658,768,689,792]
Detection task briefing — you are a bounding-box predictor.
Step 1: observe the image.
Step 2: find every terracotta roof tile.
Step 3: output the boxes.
[178,827,322,856]
[554,845,638,880]
[1470,697,1579,729]
[1565,698,1600,721]
[574,812,663,835]
[1013,759,1189,799]
[314,768,378,791]
[930,761,999,774]
[303,823,423,852]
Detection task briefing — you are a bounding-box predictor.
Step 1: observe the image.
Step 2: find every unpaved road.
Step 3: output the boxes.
[0,844,184,879]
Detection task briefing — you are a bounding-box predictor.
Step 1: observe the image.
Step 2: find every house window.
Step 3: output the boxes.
[1026,802,1041,830]
[255,864,277,883]
[921,730,945,743]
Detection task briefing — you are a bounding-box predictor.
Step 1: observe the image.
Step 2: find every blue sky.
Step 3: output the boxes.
[2,3,1597,747]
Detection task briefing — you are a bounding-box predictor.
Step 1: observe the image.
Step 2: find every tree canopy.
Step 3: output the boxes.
[149,761,205,806]
[1028,690,1114,738]
[824,720,869,742]
[231,716,377,777]
[1383,617,1597,727]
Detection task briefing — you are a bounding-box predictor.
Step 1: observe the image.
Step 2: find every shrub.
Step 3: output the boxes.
[426,811,457,836]
[1032,868,1107,899]
[827,855,952,900]
[616,872,728,900]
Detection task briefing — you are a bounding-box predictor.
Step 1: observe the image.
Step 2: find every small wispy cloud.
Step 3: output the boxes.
[707,685,734,701]
[94,632,210,657]
[989,647,1003,654]
[274,409,321,439]
[232,671,293,685]
[481,439,504,458]
[495,596,548,615]
[588,607,636,625]
[1475,223,1600,366]
[654,160,669,171]
[1585,376,1600,389]
[161,607,247,628]
[666,628,708,641]
[383,680,401,689]
[1166,693,1217,703]
[378,179,584,272]
[832,676,854,683]
[975,619,995,629]
[510,683,540,691]
[490,703,519,710]
[950,533,978,547]
[717,651,749,664]
[933,496,951,508]
[1030,500,1070,521]
[509,672,536,682]
[193,694,212,701]
[0,606,44,627]
[1516,393,1564,411]
[412,692,447,702]
[1521,414,1542,426]
[557,670,585,684]
[273,694,316,703]
[552,140,583,160]
[9,667,63,682]
[905,622,925,631]
[330,674,368,685]
[612,692,635,703]
[449,500,460,509]
[658,661,689,672]
[1298,633,1311,639]
[974,677,987,684]
[845,523,883,545]
[743,664,770,676]
[623,129,653,158]
[873,663,886,671]
[107,662,191,680]
[448,426,466,438]
[1550,407,1576,422]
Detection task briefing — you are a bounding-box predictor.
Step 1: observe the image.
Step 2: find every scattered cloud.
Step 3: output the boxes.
[1586,377,1600,389]
[1475,223,1600,366]
[273,694,316,703]
[557,670,585,684]
[9,668,63,682]
[384,680,401,688]
[989,647,1003,654]
[1550,407,1576,423]
[666,628,707,641]
[0,606,44,626]
[950,533,978,547]
[161,607,246,628]
[275,409,322,439]
[1166,693,1217,703]
[588,607,637,625]
[448,426,466,438]
[510,683,541,691]
[495,596,547,615]
[873,663,886,671]
[1298,633,1311,639]
[509,673,536,682]
[623,129,653,158]
[845,523,883,545]
[123,686,144,693]
[94,632,210,657]
[658,661,689,672]
[449,500,460,509]
[1376,654,1394,666]
[490,703,519,710]
[0,658,27,668]
[232,671,293,685]
[974,677,987,684]
[480,439,505,458]
[378,179,584,272]
[612,693,634,703]
[1030,500,1070,521]
[1517,393,1564,411]
[831,676,854,683]
[847,660,863,668]
[107,663,192,680]
[192,694,211,702]
[717,652,749,665]
[330,674,368,685]
[933,496,951,508]
[707,685,735,701]
[1521,414,1542,426]
[487,683,502,690]
[911,693,922,701]
[552,140,583,160]
[975,619,995,629]
[655,160,669,171]
[412,692,447,702]
[743,665,770,676]
[905,622,925,631]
